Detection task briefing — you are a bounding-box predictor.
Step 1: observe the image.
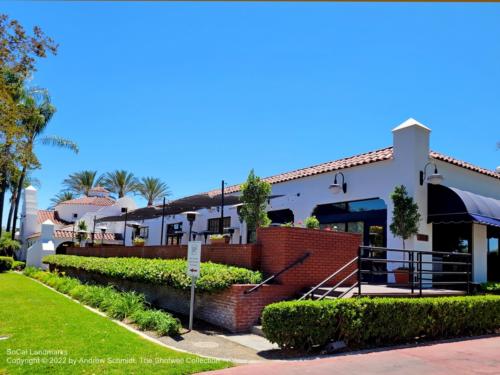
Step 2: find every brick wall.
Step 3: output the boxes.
[67,244,261,270]
[55,266,295,333]
[257,227,362,289]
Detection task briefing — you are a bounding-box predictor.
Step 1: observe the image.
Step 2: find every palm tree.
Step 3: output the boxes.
[6,169,40,232]
[50,191,75,208]
[137,177,171,206]
[100,170,138,198]
[10,88,78,239]
[63,170,101,196]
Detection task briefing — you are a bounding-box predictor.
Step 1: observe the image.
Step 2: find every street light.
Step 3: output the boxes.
[182,211,199,243]
[121,207,128,246]
[97,226,107,246]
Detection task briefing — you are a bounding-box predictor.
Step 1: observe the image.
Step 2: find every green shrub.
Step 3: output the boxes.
[23,268,181,337]
[12,261,25,270]
[262,296,500,351]
[131,309,181,336]
[0,256,13,272]
[43,255,263,292]
[481,282,500,294]
[304,216,320,229]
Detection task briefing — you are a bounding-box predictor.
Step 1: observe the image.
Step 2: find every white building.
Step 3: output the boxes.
[103,119,499,283]
[20,186,137,267]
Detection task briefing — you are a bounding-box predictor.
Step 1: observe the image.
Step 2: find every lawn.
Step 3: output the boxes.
[0,272,231,374]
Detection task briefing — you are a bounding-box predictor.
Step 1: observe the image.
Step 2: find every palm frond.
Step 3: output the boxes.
[40,135,79,153]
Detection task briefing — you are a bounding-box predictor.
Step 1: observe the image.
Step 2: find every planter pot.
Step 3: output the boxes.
[394,268,410,285]
[211,238,229,245]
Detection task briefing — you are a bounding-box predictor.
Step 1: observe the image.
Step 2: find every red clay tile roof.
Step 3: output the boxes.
[89,186,109,193]
[205,147,499,195]
[27,230,117,241]
[430,151,500,180]
[37,210,69,225]
[58,196,115,206]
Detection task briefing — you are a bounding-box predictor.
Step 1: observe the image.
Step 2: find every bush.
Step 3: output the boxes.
[12,260,25,270]
[43,255,263,292]
[262,296,500,351]
[304,216,320,229]
[482,282,500,294]
[0,256,13,272]
[131,309,181,336]
[23,268,181,336]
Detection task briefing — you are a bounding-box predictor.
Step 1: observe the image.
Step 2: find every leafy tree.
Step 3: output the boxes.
[0,14,57,235]
[50,191,75,209]
[239,169,271,240]
[100,170,139,198]
[63,170,102,197]
[137,177,171,206]
[76,220,88,245]
[0,231,20,256]
[10,88,78,238]
[389,185,421,249]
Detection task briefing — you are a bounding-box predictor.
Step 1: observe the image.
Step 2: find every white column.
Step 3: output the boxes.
[472,223,488,283]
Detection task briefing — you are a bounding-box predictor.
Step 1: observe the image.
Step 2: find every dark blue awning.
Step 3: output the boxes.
[428,185,500,228]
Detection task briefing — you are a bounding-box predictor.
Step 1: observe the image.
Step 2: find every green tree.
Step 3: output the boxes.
[100,170,138,198]
[6,169,40,232]
[0,231,20,256]
[10,88,78,238]
[239,169,271,240]
[0,13,57,235]
[63,170,102,197]
[389,185,421,249]
[50,191,75,209]
[137,177,171,206]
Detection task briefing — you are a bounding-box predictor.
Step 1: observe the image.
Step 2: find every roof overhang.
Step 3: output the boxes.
[428,184,500,228]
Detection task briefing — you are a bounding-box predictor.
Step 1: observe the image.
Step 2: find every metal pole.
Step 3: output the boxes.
[189,277,196,330]
[410,251,414,295]
[419,252,423,297]
[189,221,193,242]
[92,216,96,246]
[123,210,128,246]
[357,246,362,297]
[220,180,225,235]
[160,197,166,246]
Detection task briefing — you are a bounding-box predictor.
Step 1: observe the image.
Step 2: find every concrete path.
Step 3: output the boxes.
[201,336,500,374]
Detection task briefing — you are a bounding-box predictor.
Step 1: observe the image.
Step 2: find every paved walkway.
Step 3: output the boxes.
[201,336,500,375]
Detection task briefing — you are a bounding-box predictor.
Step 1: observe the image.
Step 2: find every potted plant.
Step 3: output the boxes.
[133,237,145,246]
[210,234,229,244]
[304,216,320,230]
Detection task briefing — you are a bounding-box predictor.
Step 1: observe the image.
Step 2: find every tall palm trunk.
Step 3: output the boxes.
[11,165,26,240]
[6,192,16,232]
[0,171,7,237]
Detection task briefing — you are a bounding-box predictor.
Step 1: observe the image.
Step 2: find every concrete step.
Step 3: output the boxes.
[250,325,264,337]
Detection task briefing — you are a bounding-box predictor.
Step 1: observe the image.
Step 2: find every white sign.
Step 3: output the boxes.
[187,241,202,278]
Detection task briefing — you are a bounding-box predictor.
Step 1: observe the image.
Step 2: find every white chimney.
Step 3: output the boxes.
[21,185,39,241]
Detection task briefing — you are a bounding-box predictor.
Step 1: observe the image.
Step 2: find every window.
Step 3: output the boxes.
[207,217,231,233]
[139,227,149,239]
[166,222,182,234]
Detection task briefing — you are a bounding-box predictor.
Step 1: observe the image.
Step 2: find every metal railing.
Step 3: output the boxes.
[357,246,473,296]
[244,252,311,294]
[299,256,358,300]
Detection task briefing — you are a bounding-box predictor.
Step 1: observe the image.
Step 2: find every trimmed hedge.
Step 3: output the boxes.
[12,260,25,271]
[24,267,181,336]
[0,256,13,272]
[482,282,500,294]
[43,255,262,292]
[262,296,500,351]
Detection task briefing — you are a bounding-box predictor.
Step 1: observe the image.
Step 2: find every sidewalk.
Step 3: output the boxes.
[201,336,500,375]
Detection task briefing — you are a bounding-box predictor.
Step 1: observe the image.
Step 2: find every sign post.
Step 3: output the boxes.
[187,241,201,331]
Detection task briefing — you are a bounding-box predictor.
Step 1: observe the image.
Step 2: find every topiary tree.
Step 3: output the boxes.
[239,169,271,241]
[389,185,421,249]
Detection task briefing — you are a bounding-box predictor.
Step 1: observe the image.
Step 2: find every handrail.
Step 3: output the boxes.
[299,256,358,300]
[318,269,358,300]
[244,252,310,294]
[359,246,472,257]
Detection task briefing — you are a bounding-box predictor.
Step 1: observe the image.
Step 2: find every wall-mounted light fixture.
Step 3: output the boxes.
[329,172,347,194]
[420,162,444,185]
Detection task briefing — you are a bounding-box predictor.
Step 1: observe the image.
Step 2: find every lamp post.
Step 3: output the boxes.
[182,211,199,243]
[420,162,444,185]
[92,215,96,246]
[121,207,128,246]
[97,226,107,246]
[219,180,227,235]
[72,213,78,244]
[160,197,166,246]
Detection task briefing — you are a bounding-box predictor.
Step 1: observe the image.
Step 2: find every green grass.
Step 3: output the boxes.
[0,272,231,374]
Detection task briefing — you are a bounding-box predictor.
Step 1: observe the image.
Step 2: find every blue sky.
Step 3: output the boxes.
[3,2,500,211]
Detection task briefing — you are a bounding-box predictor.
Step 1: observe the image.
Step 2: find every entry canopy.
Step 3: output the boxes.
[96,193,284,223]
[428,184,500,228]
